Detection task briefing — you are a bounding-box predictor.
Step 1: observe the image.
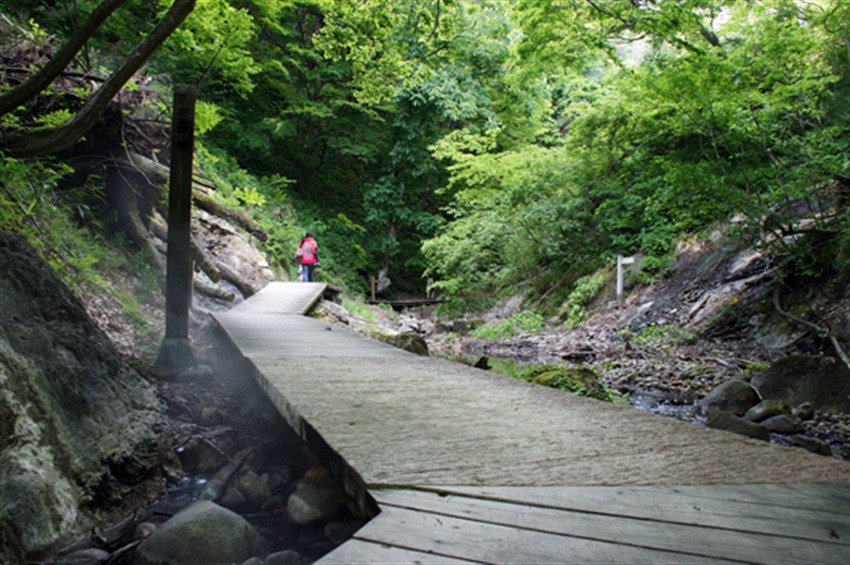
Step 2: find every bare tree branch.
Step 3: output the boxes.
[0,0,129,116]
[1,0,196,157]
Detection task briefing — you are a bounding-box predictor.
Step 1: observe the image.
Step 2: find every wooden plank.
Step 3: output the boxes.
[685,483,850,514]
[352,504,735,564]
[420,485,850,543]
[318,539,477,564]
[372,488,850,565]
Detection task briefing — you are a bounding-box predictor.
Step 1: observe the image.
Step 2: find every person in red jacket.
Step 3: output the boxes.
[295,232,318,282]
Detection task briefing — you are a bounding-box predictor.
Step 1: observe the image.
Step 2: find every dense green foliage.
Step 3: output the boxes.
[2,0,848,311]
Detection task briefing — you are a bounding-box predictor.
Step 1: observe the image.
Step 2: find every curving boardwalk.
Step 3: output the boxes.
[213,282,850,564]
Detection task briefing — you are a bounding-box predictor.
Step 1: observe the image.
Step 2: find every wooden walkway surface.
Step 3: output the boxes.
[213,282,850,564]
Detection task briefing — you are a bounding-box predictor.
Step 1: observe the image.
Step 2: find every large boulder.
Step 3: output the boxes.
[750,355,850,414]
[0,232,167,562]
[697,379,759,416]
[135,501,267,564]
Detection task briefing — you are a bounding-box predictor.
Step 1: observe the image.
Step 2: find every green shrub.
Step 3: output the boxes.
[563,272,606,329]
[471,310,545,339]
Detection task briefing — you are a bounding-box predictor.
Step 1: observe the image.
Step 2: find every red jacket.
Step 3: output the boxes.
[298,237,318,265]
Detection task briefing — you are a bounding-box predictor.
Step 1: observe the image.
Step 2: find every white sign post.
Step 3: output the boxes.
[617,255,635,307]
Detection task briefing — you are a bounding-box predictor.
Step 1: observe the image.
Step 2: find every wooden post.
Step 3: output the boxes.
[157,85,197,369]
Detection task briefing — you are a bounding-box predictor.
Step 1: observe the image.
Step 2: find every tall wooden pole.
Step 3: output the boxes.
[157,85,197,368]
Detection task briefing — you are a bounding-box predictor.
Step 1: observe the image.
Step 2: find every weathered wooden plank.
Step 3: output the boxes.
[353,504,736,564]
[421,485,850,543]
[318,539,478,564]
[687,483,850,514]
[372,488,849,564]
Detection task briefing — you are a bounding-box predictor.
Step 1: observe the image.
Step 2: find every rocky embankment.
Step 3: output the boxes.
[1,233,167,563]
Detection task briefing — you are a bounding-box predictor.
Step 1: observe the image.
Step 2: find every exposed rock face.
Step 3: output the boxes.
[0,231,168,562]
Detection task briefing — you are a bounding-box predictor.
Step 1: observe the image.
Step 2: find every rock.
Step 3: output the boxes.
[177,440,229,475]
[0,231,168,562]
[790,435,832,456]
[265,549,313,565]
[218,484,249,511]
[705,411,770,441]
[242,558,264,565]
[287,467,346,526]
[261,470,289,492]
[762,414,805,434]
[793,402,815,421]
[135,501,268,565]
[199,478,225,501]
[317,301,351,325]
[698,379,759,417]
[134,522,157,540]
[237,469,273,509]
[325,520,365,545]
[527,365,611,401]
[750,355,850,413]
[261,494,287,511]
[744,399,791,422]
[380,332,429,356]
[53,548,110,564]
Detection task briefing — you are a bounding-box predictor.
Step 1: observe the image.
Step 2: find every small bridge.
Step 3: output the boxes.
[213,282,850,564]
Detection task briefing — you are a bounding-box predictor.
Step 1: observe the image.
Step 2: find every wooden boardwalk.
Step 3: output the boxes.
[213,282,850,564]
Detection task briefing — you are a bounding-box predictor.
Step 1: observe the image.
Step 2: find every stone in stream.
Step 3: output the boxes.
[135,501,268,565]
[744,399,791,422]
[697,379,759,416]
[705,410,770,441]
[793,402,815,421]
[236,468,273,509]
[762,414,805,434]
[790,435,832,456]
[286,467,347,525]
